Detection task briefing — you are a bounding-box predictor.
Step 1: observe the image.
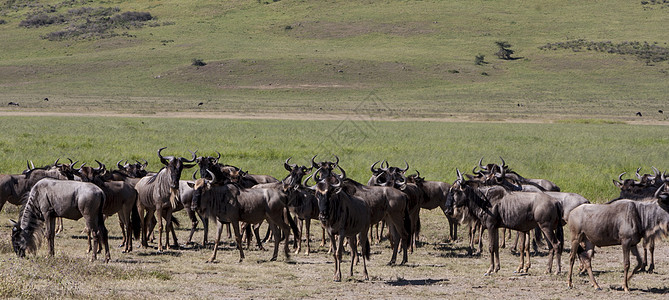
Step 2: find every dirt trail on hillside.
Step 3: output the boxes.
[0,111,667,125]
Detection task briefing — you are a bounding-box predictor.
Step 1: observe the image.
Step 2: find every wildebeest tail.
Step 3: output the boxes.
[403,202,413,241]
[130,203,141,239]
[286,208,300,242]
[362,234,371,260]
[171,215,181,228]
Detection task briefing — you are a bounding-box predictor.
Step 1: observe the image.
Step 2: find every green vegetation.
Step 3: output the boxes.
[0,0,667,120]
[1,116,667,202]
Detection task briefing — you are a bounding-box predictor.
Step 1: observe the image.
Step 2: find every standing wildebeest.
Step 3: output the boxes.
[189,171,295,263]
[446,169,563,275]
[314,174,371,281]
[74,160,140,253]
[609,171,668,273]
[407,170,459,242]
[135,147,196,252]
[309,159,412,265]
[10,178,110,262]
[567,183,669,292]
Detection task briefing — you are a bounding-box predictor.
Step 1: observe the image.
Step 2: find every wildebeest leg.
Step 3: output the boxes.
[201,214,209,246]
[582,240,600,290]
[511,230,520,253]
[360,231,370,280]
[268,223,280,261]
[349,236,358,277]
[622,243,633,292]
[138,206,150,248]
[55,217,63,235]
[155,209,165,252]
[643,238,655,273]
[540,224,562,274]
[485,226,500,275]
[515,232,527,273]
[96,214,111,263]
[45,215,56,257]
[226,223,232,239]
[209,220,224,263]
[387,224,400,265]
[186,208,199,245]
[500,228,507,249]
[294,217,303,254]
[252,223,266,251]
[567,233,582,289]
[304,218,311,255]
[334,233,344,282]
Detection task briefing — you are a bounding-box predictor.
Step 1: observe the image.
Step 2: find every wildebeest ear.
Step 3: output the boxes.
[612,179,623,188]
[187,182,195,189]
[9,219,17,227]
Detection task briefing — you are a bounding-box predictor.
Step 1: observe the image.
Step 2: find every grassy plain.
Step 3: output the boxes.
[0,0,668,120]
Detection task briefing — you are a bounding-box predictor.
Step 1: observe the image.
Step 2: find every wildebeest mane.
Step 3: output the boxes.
[16,189,44,254]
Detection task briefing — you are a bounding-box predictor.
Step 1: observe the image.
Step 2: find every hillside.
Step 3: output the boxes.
[0,0,667,121]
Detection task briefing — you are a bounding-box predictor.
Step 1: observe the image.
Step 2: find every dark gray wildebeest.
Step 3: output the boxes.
[73,160,140,253]
[407,170,459,242]
[313,174,371,281]
[567,183,669,292]
[255,157,320,255]
[608,171,668,273]
[197,151,278,187]
[475,157,560,192]
[10,178,110,262]
[188,171,296,263]
[308,159,412,265]
[445,169,563,275]
[135,147,196,252]
[365,162,421,252]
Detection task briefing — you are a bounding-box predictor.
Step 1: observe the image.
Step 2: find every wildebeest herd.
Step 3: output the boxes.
[1,149,668,292]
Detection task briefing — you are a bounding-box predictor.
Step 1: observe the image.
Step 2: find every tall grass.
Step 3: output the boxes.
[1,116,666,202]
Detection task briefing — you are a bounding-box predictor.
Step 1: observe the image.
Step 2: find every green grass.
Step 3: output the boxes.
[1,116,667,202]
[0,0,668,120]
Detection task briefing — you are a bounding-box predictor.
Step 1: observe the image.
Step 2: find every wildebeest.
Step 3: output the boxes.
[313,174,371,281]
[407,170,459,242]
[74,160,140,253]
[8,101,19,106]
[135,147,196,252]
[446,169,563,275]
[567,183,669,292]
[309,159,412,265]
[475,157,560,192]
[10,178,110,262]
[189,171,296,263]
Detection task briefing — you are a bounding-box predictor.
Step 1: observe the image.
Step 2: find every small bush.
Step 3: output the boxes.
[191,58,207,67]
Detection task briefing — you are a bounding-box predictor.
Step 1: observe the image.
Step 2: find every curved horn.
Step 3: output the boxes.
[95,160,106,172]
[652,166,660,178]
[303,167,321,188]
[636,167,642,180]
[382,160,389,170]
[334,155,339,167]
[206,169,216,184]
[117,160,124,170]
[456,168,464,183]
[401,160,409,173]
[332,174,342,188]
[499,157,506,169]
[311,155,318,169]
[662,171,666,183]
[284,157,295,171]
[26,160,32,171]
[655,183,666,198]
[337,164,347,180]
[180,149,198,163]
[618,172,627,181]
[416,170,421,178]
[192,170,199,181]
[54,158,61,166]
[478,157,486,171]
[370,160,381,173]
[215,151,221,161]
[158,147,171,165]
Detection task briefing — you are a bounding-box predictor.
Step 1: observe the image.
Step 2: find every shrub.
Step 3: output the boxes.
[191,58,207,67]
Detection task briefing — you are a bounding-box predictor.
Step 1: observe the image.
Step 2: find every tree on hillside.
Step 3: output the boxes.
[495,41,515,60]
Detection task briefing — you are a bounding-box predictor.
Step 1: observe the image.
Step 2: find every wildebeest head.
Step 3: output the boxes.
[282,157,312,190]
[117,159,149,178]
[75,160,107,182]
[445,169,486,216]
[311,155,343,182]
[9,218,38,258]
[314,174,343,222]
[188,170,215,211]
[158,147,197,189]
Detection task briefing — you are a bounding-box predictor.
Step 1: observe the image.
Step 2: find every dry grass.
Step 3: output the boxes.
[0,208,667,299]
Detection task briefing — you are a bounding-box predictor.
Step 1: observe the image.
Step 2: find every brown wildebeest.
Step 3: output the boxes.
[567,184,669,292]
[407,170,459,242]
[74,160,140,253]
[608,171,668,273]
[313,174,371,281]
[10,178,110,262]
[309,159,412,265]
[135,147,196,252]
[189,171,295,263]
[446,169,563,275]
[476,157,560,192]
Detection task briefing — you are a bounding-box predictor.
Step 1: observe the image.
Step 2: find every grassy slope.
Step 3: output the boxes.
[0,0,667,120]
